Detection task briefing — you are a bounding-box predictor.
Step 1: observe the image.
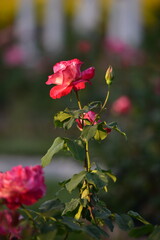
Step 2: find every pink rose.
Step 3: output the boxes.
[46,58,95,99]
[76,111,111,133]
[0,209,21,239]
[0,165,46,209]
[3,45,25,66]
[112,96,132,114]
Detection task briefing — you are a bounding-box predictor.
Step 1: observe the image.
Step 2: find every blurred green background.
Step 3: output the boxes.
[0,0,160,232]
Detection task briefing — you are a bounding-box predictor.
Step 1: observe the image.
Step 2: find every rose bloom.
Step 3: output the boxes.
[0,209,21,239]
[76,111,97,130]
[46,58,95,99]
[111,96,132,114]
[76,111,111,133]
[0,165,46,210]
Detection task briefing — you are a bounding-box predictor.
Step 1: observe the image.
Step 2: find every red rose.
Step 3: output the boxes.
[0,165,46,209]
[46,58,95,99]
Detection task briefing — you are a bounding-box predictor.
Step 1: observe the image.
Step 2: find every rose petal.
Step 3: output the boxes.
[104,127,112,133]
[73,82,86,91]
[81,67,95,80]
[53,58,83,73]
[75,118,83,130]
[46,71,63,85]
[50,84,73,99]
[85,111,97,122]
[62,64,80,85]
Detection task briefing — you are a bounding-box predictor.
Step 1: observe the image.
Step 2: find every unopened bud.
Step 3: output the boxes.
[105,66,114,85]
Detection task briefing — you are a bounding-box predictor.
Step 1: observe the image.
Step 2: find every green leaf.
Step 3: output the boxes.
[54,111,72,122]
[86,171,108,189]
[62,198,80,215]
[129,224,154,238]
[105,171,117,182]
[83,224,109,240]
[94,207,112,218]
[94,123,108,141]
[66,139,85,162]
[88,101,102,110]
[115,214,134,231]
[38,231,57,240]
[58,179,70,187]
[108,121,118,127]
[95,168,116,182]
[63,117,75,129]
[93,208,114,232]
[39,199,64,213]
[41,137,65,167]
[61,216,82,232]
[128,210,150,225]
[148,226,160,240]
[54,111,72,128]
[81,125,98,141]
[108,121,127,140]
[65,171,86,193]
[66,108,85,118]
[104,218,114,232]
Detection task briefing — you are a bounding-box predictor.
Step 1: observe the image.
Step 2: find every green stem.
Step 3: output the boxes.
[21,205,34,220]
[20,205,38,230]
[98,86,110,116]
[74,91,91,171]
[85,140,91,172]
[75,91,82,109]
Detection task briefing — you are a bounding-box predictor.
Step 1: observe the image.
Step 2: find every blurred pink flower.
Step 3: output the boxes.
[3,45,25,66]
[106,39,127,54]
[112,96,132,114]
[0,165,46,209]
[77,40,92,53]
[105,39,145,66]
[0,209,21,239]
